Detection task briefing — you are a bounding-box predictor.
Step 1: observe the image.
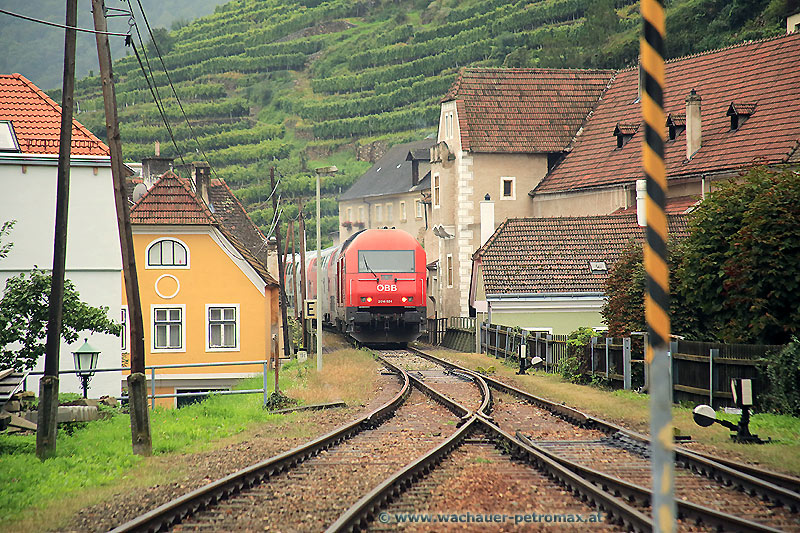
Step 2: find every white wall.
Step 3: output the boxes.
[0,158,123,397]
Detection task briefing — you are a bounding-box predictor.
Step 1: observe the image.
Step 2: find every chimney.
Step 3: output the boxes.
[636,179,647,227]
[480,194,495,246]
[685,89,702,160]
[193,161,211,204]
[141,156,174,189]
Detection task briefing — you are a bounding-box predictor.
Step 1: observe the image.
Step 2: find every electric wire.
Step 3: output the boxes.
[0,8,129,36]
[129,40,185,166]
[131,0,219,179]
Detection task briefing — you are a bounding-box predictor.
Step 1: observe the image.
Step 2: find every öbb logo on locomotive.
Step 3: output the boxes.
[287,228,427,345]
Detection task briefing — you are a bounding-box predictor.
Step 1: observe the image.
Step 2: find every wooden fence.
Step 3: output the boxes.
[426,318,783,408]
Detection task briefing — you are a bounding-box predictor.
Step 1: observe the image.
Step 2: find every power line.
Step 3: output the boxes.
[128,40,185,166]
[0,8,129,36]
[131,0,219,179]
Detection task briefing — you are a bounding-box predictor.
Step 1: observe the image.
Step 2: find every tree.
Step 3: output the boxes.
[0,220,14,260]
[146,27,174,56]
[680,166,800,344]
[0,269,120,371]
[601,242,645,337]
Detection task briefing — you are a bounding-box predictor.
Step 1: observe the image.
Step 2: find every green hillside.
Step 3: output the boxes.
[65,0,789,247]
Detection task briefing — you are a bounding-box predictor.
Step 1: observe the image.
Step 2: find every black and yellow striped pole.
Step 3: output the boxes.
[641,0,676,531]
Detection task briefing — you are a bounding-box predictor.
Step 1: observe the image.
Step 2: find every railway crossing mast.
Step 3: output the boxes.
[641,1,677,531]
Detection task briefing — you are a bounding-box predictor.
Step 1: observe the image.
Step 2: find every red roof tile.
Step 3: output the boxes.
[476,214,689,295]
[536,33,800,193]
[130,173,215,225]
[0,73,108,157]
[444,68,615,154]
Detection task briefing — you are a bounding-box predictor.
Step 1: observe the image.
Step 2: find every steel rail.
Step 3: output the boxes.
[412,346,800,510]
[515,432,783,533]
[330,354,652,533]
[478,415,653,532]
[107,368,412,533]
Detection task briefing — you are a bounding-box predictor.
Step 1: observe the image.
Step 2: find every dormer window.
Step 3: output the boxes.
[0,121,20,152]
[589,261,607,273]
[727,102,756,130]
[666,113,686,140]
[613,123,639,148]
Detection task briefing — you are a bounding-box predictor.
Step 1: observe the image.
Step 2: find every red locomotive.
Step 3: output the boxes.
[291,228,427,345]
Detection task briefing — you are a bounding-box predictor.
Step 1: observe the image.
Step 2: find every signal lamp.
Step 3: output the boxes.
[401,297,408,303]
[408,296,413,302]
[366,297,373,303]
[360,297,366,302]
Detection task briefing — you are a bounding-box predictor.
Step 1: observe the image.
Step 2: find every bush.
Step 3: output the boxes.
[559,356,585,384]
[760,339,800,416]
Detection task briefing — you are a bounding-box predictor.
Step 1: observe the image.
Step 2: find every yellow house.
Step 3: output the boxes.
[122,165,280,407]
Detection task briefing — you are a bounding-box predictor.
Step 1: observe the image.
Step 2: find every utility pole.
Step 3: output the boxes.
[298,203,308,350]
[289,220,298,319]
[36,0,77,461]
[92,0,151,455]
[271,168,291,381]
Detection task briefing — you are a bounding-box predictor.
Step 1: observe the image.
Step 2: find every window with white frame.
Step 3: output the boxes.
[153,306,184,351]
[415,199,424,218]
[501,177,516,200]
[386,203,393,223]
[433,174,440,208]
[346,207,353,222]
[446,254,454,287]
[443,112,454,139]
[121,307,128,352]
[147,238,189,268]
[358,206,365,222]
[375,204,383,222]
[399,201,407,221]
[207,305,238,350]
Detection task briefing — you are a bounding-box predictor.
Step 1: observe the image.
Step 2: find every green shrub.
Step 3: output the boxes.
[760,339,800,416]
[559,356,585,384]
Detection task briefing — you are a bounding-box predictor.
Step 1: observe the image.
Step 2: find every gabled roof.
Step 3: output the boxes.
[130,172,276,285]
[208,178,269,266]
[475,214,689,295]
[130,173,215,225]
[536,32,800,194]
[0,73,108,157]
[340,139,435,201]
[442,67,615,154]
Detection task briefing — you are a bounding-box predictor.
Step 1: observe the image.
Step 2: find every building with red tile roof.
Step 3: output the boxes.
[0,73,108,157]
[126,166,279,407]
[1,73,121,398]
[532,32,800,217]
[470,214,689,334]
[427,67,616,319]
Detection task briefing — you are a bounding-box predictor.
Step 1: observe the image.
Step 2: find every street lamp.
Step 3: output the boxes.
[313,165,337,372]
[72,338,100,399]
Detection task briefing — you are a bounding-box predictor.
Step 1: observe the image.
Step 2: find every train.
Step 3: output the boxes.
[286,228,427,345]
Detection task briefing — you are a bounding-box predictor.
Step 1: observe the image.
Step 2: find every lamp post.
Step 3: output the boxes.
[72,338,100,399]
[313,165,337,372]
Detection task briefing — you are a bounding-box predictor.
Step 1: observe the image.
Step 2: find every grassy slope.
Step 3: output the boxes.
[430,347,800,475]
[0,348,379,532]
[63,0,786,247]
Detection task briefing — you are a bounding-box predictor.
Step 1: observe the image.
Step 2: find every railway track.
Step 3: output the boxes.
[108,344,800,532]
[393,346,800,533]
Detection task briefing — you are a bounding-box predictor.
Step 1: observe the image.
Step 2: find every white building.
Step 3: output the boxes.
[0,73,122,397]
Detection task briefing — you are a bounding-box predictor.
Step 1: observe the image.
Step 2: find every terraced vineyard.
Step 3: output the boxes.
[64,0,787,245]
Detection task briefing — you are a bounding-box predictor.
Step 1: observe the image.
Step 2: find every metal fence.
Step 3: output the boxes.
[427,317,784,407]
[25,359,275,409]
